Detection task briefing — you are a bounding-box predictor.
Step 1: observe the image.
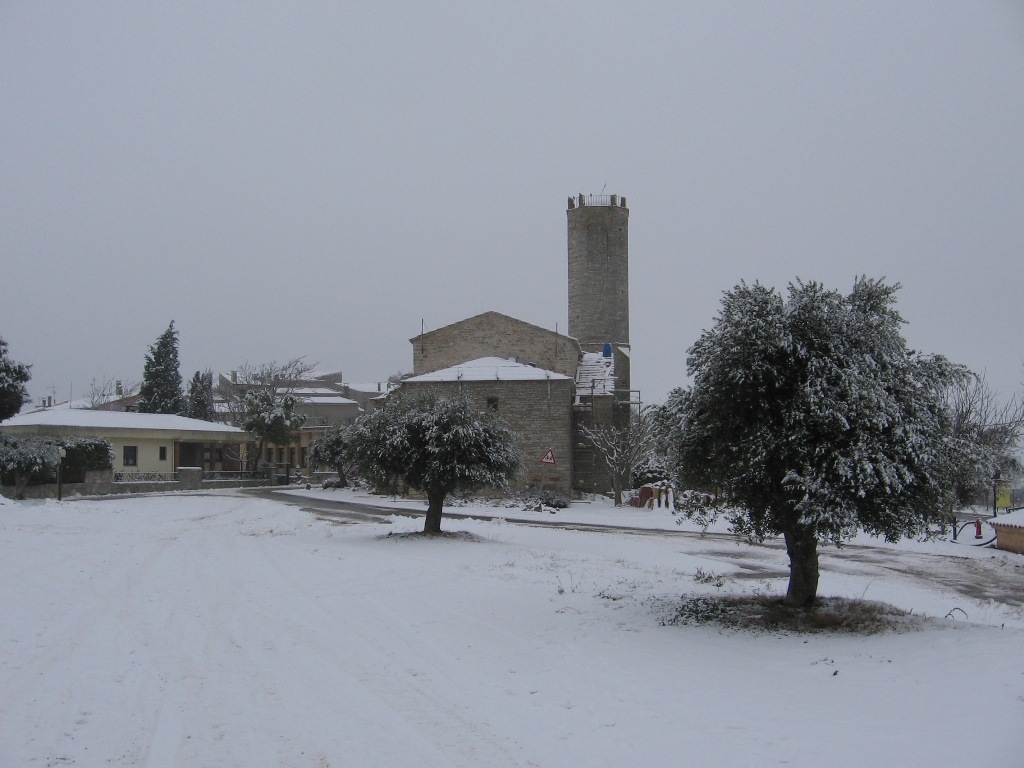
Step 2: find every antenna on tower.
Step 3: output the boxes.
[599,183,607,196]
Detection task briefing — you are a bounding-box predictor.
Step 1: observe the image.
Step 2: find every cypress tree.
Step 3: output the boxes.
[138,321,185,415]
[185,369,216,421]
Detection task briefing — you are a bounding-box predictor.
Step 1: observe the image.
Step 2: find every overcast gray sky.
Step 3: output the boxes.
[2,2,1022,408]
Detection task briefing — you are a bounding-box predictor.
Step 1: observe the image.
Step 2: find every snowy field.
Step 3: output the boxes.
[1,489,1021,767]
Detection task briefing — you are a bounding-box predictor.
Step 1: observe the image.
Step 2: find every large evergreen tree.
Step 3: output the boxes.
[349,391,521,533]
[0,336,32,421]
[663,278,978,607]
[137,322,185,415]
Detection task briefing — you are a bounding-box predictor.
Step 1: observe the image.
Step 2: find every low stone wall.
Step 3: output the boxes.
[1,468,270,500]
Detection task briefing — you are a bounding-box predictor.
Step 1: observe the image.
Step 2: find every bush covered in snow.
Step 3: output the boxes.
[512,486,570,510]
[0,435,113,497]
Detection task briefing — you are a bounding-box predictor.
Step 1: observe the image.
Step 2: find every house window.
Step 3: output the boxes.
[288,448,295,466]
[123,446,138,467]
[159,446,167,461]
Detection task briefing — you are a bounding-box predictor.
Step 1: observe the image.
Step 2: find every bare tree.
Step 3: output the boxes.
[84,377,139,409]
[215,358,318,470]
[215,358,318,426]
[578,405,656,506]
[946,370,1024,504]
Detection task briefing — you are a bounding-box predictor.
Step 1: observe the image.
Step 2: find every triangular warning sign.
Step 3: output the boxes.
[540,449,556,465]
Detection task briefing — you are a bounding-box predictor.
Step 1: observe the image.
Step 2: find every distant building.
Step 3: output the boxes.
[213,370,403,470]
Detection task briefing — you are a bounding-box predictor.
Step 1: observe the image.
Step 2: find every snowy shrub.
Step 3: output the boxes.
[630,454,670,488]
[57,437,114,482]
[0,434,61,498]
[513,486,570,510]
[0,435,112,494]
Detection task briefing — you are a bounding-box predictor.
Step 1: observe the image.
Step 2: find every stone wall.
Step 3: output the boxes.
[412,312,581,380]
[1,468,269,500]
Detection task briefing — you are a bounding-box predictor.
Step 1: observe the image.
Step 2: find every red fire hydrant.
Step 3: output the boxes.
[975,519,983,539]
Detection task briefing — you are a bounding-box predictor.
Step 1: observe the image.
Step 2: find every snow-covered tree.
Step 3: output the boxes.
[308,425,352,486]
[242,390,305,465]
[137,322,185,415]
[578,405,656,506]
[349,391,521,533]
[0,434,60,499]
[665,278,976,607]
[0,336,31,421]
[184,369,216,422]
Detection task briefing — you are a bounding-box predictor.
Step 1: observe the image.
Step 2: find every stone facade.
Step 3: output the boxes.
[412,312,581,380]
[397,376,575,498]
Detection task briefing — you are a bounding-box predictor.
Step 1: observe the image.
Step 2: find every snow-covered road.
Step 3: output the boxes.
[1,491,1021,767]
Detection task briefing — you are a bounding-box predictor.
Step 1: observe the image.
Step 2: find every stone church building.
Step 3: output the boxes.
[396,194,635,498]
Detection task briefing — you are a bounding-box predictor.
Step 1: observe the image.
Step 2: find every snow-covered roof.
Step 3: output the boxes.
[301,396,359,406]
[990,509,1024,529]
[404,357,571,383]
[575,351,616,396]
[0,409,247,434]
[292,388,358,404]
[345,382,397,395]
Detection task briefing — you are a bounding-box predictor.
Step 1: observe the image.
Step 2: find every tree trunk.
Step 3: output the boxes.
[14,472,28,500]
[612,470,623,507]
[335,462,348,488]
[783,526,820,607]
[424,489,446,533]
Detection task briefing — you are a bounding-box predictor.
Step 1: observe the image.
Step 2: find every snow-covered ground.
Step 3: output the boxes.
[1,489,1021,767]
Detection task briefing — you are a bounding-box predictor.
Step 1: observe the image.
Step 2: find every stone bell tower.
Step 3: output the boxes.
[567,193,630,354]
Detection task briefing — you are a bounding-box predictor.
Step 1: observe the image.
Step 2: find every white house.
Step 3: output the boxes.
[0,409,252,475]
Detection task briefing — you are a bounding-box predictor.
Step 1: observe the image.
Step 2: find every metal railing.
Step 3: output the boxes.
[204,471,264,481]
[114,471,177,482]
